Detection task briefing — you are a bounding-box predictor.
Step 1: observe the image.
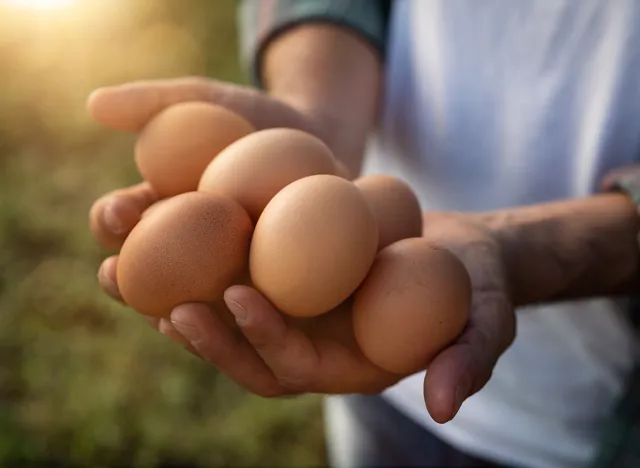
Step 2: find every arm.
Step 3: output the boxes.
[262,25,381,176]
[485,192,640,307]
[240,0,389,175]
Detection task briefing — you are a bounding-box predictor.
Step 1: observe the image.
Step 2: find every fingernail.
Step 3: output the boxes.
[103,204,127,234]
[225,299,248,326]
[454,381,471,417]
[171,319,200,344]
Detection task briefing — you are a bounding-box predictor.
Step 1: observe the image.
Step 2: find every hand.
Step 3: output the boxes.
[88,76,340,250]
[90,77,389,394]
[97,210,514,425]
[89,78,515,423]
[419,213,515,422]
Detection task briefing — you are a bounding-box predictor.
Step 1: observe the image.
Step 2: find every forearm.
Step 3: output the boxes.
[485,193,640,306]
[262,24,381,175]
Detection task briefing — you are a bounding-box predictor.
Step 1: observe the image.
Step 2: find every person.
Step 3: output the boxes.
[87,1,640,467]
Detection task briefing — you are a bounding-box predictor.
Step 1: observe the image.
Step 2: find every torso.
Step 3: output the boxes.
[362,1,640,467]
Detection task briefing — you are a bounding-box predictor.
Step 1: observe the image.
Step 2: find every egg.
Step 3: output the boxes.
[353,238,471,375]
[354,174,423,250]
[198,128,338,221]
[140,198,170,219]
[117,192,253,318]
[135,102,254,197]
[250,174,378,317]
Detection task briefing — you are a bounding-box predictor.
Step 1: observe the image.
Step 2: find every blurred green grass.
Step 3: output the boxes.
[0,0,325,466]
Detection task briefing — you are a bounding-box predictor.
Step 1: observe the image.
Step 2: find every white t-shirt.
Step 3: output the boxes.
[361,1,640,467]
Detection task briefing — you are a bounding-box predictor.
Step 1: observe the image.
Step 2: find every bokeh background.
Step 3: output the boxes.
[0,0,325,466]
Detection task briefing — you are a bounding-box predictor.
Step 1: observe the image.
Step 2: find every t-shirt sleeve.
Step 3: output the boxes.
[238,0,391,87]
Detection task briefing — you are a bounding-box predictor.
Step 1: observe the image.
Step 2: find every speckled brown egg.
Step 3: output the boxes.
[117,192,253,317]
[354,175,423,250]
[353,238,471,375]
[198,128,338,221]
[135,102,254,197]
[250,174,378,317]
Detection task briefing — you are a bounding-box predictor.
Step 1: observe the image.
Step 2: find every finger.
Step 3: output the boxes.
[138,315,202,359]
[170,302,282,397]
[224,285,321,391]
[87,77,217,132]
[98,261,203,358]
[87,78,313,135]
[89,182,159,249]
[156,318,202,358]
[143,316,160,330]
[424,291,515,424]
[98,255,123,302]
[158,317,190,347]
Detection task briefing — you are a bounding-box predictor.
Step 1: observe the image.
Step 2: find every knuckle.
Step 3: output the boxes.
[250,335,283,355]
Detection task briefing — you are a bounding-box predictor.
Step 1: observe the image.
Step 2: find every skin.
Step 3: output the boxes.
[89,24,640,424]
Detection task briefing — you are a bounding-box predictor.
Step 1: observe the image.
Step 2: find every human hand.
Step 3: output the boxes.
[159,213,514,424]
[99,211,512,426]
[89,77,387,394]
[89,78,515,424]
[88,76,347,250]
[418,212,515,423]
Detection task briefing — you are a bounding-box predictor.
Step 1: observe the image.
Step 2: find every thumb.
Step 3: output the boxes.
[423,291,514,423]
[87,77,218,132]
[87,77,315,135]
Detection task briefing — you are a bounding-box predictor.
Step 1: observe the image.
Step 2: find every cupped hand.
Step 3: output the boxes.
[97,212,515,425]
[88,77,336,250]
[98,253,400,397]
[90,78,516,424]
[90,77,397,394]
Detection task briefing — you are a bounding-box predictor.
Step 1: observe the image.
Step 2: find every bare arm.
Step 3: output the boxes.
[262,24,382,176]
[484,192,640,307]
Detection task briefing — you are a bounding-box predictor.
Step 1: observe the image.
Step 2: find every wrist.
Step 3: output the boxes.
[465,211,520,306]
[481,194,640,307]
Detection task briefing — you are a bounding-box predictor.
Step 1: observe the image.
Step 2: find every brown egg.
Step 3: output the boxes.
[353,238,471,375]
[140,198,170,219]
[198,128,338,221]
[117,192,253,318]
[354,175,423,250]
[250,174,378,317]
[135,102,254,197]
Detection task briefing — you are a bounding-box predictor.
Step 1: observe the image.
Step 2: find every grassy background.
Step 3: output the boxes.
[0,0,325,466]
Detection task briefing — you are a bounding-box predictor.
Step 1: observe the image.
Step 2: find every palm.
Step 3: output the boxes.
[209,212,513,413]
[282,301,400,394]
[185,281,401,396]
